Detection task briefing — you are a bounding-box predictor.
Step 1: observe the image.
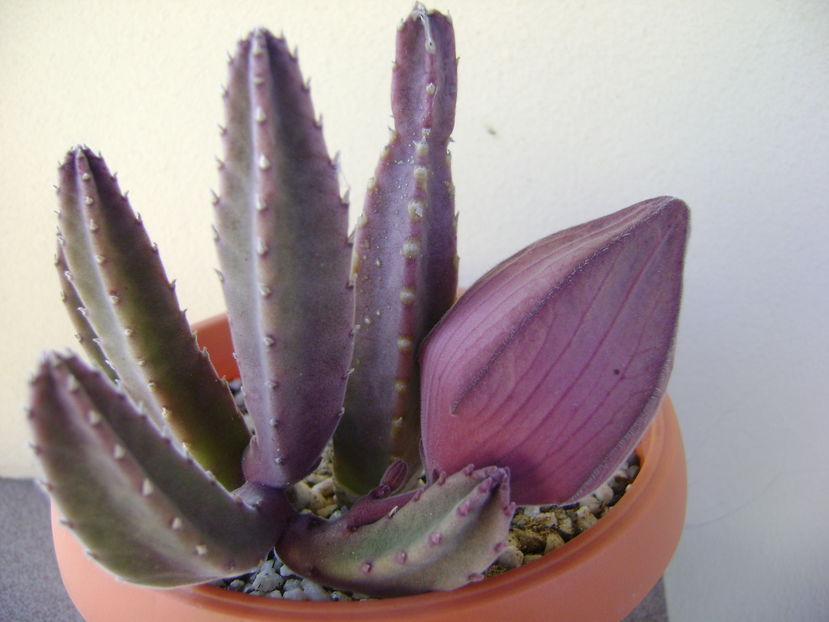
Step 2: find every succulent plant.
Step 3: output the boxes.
[26,4,689,599]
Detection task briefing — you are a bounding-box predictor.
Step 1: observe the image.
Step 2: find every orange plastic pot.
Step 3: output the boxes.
[51,314,687,622]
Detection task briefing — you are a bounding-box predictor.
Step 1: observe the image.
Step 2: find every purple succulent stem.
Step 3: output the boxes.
[421,197,689,505]
[28,353,290,587]
[215,30,354,488]
[276,465,512,597]
[334,5,458,496]
[56,148,249,489]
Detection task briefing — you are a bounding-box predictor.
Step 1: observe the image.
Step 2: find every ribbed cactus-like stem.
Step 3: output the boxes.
[334,4,458,496]
[56,148,249,489]
[215,30,355,488]
[28,354,290,587]
[277,465,513,596]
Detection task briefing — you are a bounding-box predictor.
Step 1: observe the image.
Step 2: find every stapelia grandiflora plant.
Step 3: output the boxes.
[27,4,689,598]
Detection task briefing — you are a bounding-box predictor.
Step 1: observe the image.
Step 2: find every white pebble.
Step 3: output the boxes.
[282,587,309,601]
[311,478,335,497]
[557,513,574,535]
[283,578,302,592]
[594,483,614,504]
[544,532,566,553]
[575,506,598,530]
[578,494,602,514]
[251,567,283,593]
[330,591,352,602]
[292,481,314,509]
[301,578,331,601]
[317,504,339,518]
[496,545,524,569]
[612,468,628,482]
[308,488,329,511]
[227,579,245,592]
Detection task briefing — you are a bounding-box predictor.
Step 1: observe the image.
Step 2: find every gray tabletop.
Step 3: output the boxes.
[0,477,667,621]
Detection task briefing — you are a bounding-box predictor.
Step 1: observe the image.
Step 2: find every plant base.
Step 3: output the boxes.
[51,315,687,622]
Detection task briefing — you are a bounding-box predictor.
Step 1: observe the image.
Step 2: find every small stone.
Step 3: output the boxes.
[594,483,614,505]
[484,563,510,579]
[250,565,283,593]
[282,587,308,601]
[612,467,628,482]
[575,506,598,531]
[578,494,602,514]
[233,391,247,411]
[495,545,524,569]
[305,472,326,485]
[524,554,543,564]
[301,578,330,601]
[227,579,245,592]
[512,528,546,554]
[330,591,352,602]
[291,481,313,510]
[544,532,566,553]
[555,509,574,536]
[316,503,339,518]
[311,477,336,497]
[283,578,302,592]
[308,488,329,511]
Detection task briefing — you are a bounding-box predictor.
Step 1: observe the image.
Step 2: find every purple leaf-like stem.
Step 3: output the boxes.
[276,464,512,597]
[56,148,249,488]
[216,30,354,488]
[334,5,458,495]
[420,197,689,505]
[28,353,290,587]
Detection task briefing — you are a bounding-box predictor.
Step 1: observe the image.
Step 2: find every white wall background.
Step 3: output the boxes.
[1,1,827,620]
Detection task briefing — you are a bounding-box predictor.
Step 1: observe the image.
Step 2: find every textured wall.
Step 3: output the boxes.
[1,1,827,620]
